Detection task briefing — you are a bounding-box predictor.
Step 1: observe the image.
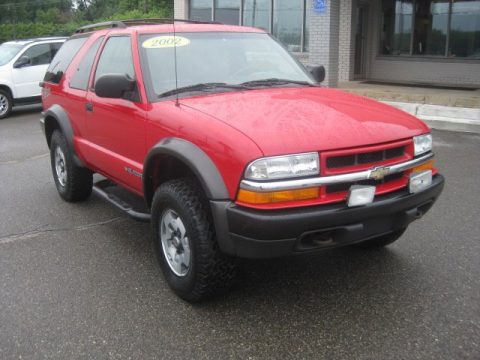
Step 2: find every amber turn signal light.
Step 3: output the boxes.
[237,187,319,205]
[412,160,434,173]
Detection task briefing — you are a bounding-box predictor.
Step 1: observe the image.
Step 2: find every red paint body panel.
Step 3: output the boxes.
[42,24,432,209]
[145,101,263,199]
[179,87,429,156]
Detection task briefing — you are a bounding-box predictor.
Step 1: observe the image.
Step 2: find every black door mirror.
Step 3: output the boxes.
[14,56,31,68]
[307,65,325,84]
[95,74,136,99]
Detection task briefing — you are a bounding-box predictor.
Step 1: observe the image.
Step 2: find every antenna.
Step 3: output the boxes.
[172,19,180,107]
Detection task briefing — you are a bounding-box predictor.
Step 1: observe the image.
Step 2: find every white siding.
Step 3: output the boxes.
[306,0,341,87]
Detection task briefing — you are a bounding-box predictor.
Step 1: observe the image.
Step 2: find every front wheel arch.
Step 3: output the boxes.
[143,138,230,207]
[0,85,13,100]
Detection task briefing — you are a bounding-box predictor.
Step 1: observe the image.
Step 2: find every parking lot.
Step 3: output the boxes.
[0,107,479,359]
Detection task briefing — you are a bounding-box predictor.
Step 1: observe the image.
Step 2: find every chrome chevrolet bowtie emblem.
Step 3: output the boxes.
[369,166,390,180]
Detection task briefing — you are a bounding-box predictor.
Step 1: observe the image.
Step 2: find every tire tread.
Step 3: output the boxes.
[50,130,92,202]
[152,178,237,302]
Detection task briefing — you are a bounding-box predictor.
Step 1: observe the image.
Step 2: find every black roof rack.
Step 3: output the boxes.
[75,18,222,34]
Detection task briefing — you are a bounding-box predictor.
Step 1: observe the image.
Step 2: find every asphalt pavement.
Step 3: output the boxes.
[0,107,479,359]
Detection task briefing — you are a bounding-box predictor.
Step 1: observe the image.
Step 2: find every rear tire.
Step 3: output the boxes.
[358,228,407,249]
[0,89,12,119]
[151,178,237,302]
[50,130,93,202]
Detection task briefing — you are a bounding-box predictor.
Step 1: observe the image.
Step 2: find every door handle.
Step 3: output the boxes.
[86,102,93,112]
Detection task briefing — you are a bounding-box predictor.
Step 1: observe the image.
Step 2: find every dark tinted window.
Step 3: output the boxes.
[44,36,88,84]
[20,44,52,66]
[50,42,64,59]
[95,36,134,84]
[70,37,104,91]
[450,0,480,58]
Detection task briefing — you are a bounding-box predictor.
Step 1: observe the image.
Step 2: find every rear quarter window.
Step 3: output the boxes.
[70,37,104,91]
[44,36,89,84]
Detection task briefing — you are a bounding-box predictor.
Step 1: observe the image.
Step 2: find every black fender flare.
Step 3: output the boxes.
[43,104,85,167]
[143,138,230,205]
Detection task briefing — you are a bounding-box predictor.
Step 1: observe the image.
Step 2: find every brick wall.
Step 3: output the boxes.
[369,59,480,87]
[306,0,341,87]
[338,0,355,82]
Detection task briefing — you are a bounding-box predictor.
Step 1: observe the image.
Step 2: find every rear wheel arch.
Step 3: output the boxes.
[143,138,230,208]
[44,115,60,147]
[43,105,85,167]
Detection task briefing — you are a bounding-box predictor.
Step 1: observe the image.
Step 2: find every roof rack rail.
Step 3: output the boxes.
[120,18,223,25]
[75,21,127,34]
[75,18,222,33]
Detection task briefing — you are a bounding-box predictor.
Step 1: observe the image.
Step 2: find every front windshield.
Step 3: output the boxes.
[139,32,314,98]
[0,43,24,66]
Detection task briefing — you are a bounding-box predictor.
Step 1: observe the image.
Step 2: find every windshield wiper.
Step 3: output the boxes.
[240,78,316,87]
[158,82,248,98]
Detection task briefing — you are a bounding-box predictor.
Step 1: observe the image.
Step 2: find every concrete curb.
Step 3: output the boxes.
[382,101,480,134]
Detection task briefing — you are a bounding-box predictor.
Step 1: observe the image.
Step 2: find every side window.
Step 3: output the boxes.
[21,44,52,66]
[44,36,88,84]
[94,36,135,85]
[70,37,104,91]
[50,42,64,59]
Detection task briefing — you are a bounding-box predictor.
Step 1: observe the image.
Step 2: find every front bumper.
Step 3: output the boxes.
[211,174,444,259]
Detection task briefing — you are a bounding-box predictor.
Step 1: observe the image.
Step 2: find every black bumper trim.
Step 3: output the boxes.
[212,174,444,259]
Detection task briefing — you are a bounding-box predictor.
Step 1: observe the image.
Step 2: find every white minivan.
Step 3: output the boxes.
[0,37,66,118]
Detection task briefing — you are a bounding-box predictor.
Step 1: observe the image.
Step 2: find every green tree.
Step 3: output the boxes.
[0,0,173,42]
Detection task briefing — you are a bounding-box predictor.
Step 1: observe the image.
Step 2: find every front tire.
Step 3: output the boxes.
[0,89,12,119]
[151,179,237,302]
[50,130,93,202]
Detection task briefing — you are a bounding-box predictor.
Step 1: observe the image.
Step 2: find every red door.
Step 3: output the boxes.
[84,35,146,194]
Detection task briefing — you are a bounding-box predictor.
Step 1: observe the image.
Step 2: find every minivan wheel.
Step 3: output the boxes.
[0,89,12,119]
[50,130,93,202]
[151,179,237,302]
[358,228,407,249]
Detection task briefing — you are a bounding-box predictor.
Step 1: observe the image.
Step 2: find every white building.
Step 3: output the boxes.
[174,0,480,88]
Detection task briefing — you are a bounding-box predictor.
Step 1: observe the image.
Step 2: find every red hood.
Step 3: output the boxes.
[179,87,429,156]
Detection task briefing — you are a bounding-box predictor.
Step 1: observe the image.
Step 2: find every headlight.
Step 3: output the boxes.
[413,134,433,156]
[245,152,320,180]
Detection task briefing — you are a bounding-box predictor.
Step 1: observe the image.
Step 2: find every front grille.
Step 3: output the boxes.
[326,172,405,194]
[326,146,405,169]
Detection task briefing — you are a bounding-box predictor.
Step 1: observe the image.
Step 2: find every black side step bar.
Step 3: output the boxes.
[93,180,151,222]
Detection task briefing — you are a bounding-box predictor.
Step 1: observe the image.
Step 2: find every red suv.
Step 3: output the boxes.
[41,19,444,302]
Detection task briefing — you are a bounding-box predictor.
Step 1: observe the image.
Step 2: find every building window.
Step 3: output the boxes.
[273,0,305,52]
[380,0,480,58]
[190,0,212,22]
[243,0,271,31]
[450,0,480,58]
[189,0,309,53]
[413,0,449,56]
[381,0,413,55]
[215,0,241,25]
